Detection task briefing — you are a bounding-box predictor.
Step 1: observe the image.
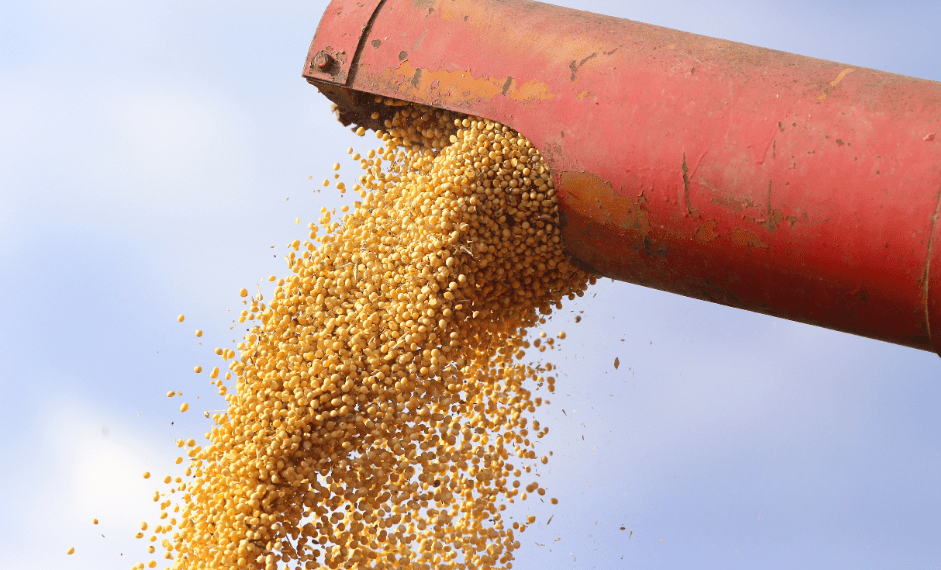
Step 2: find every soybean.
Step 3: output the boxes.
[137,104,592,570]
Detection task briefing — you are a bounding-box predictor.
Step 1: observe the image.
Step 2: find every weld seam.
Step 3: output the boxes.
[346,0,388,85]
[922,182,941,348]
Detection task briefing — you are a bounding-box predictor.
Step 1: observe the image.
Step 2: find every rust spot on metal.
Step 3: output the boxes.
[381,61,555,105]
[696,220,718,242]
[560,171,650,234]
[398,50,408,61]
[729,229,769,249]
[371,39,382,49]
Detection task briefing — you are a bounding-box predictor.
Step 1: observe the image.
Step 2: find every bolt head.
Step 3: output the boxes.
[313,52,332,71]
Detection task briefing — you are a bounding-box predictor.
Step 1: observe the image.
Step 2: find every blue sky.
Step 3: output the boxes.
[1,1,939,569]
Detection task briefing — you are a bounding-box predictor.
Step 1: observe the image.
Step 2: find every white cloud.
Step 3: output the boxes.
[100,87,248,199]
[4,387,178,570]
[0,75,249,205]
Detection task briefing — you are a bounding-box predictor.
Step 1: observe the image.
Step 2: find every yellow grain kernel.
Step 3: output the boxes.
[138,102,591,570]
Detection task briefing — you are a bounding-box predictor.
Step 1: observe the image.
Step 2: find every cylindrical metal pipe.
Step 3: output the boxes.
[303,0,941,356]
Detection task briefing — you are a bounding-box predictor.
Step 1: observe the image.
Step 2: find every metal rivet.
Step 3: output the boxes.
[313,52,332,71]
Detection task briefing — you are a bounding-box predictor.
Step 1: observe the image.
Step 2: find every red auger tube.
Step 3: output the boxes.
[303,0,941,356]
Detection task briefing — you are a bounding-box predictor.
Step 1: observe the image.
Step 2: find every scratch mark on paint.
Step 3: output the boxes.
[766,180,776,230]
[682,153,692,217]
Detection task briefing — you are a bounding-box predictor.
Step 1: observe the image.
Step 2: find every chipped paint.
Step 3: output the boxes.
[710,193,755,212]
[729,229,768,249]
[830,68,855,87]
[381,61,555,104]
[818,67,855,100]
[560,171,650,234]
[696,219,718,242]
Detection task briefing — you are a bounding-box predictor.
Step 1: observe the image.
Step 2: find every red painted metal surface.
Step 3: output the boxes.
[303,0,383,84]
[303,0,941,356]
